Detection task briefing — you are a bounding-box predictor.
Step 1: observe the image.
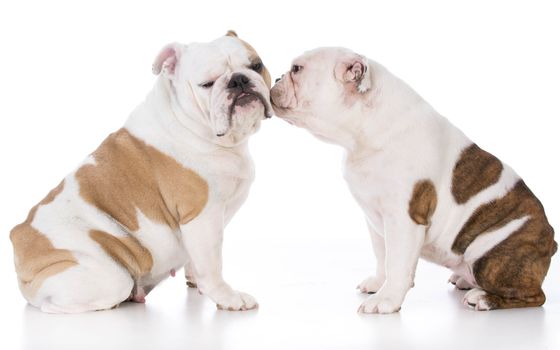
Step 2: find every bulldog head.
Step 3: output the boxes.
[153,31,272,147]
[270,47,374,143]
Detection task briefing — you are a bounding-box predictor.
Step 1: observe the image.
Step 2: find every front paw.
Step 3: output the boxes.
[357,275,385,294]
[358,295,402,314]
[215,291,258,311]
[357,287,405,314]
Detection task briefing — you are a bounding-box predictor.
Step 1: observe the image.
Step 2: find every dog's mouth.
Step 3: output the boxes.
[228,90,272,119]
[270,98,293,120]
[270,97,287,111]
[270,98,303,127]
[236,92,258,106]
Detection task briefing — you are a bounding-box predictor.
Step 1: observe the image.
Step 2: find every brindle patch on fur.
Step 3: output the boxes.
[478,290,546,310]
[451,181,553,254]
[76,128,209,232]
[452,144,503,204]
[453,180,556,309]
[408,180,437,226]
[10,180,78,298]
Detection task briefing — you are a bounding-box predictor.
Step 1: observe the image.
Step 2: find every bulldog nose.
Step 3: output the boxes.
[228,73,250,89]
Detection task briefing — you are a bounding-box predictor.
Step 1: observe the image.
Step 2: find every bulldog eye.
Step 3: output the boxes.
[291,65,303,74]
[199,81,214,89]
[250,61,263,73]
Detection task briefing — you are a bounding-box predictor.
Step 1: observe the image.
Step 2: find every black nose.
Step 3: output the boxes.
[228,73,250,89]
[275,77,281,83]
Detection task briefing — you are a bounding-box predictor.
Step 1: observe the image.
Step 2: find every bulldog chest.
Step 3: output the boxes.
[342,155,399,235]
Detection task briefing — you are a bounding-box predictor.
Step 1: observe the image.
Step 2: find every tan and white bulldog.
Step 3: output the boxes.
[10,31,272,313]
[271,47,556,313]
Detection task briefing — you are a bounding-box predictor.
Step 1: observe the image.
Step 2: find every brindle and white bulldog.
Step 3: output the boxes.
[271,47,556,313]
[10,31,272,313]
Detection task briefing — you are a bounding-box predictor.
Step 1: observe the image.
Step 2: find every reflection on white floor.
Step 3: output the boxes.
[3,237,559,350]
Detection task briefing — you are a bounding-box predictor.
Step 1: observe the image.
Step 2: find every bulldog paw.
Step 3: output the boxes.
[185,268,197,288]
[357,291,403,314]
[463,288,492,311]
[215,291,258,311]
[186,275,198,288]
[128,284,153,303]
[448,273,461,284]
[449,274,474,290]
[357,275,385,294]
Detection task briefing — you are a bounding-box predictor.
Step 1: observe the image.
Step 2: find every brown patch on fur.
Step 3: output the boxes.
[453,180,556,309]
[10,180,78,298]
[226,30,238,37]
[408,180,437,225]
[76,128,209,232]
[236,37,271,88]
[261,64,272,88]
[452,144,503,204]
[89,230,153,278]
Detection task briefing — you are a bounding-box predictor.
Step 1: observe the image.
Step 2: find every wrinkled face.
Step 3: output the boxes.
[153,32,272,146]
[270,47,372,139]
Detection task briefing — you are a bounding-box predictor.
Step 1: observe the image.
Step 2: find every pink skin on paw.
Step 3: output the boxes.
[132,295,146,303]
[129,285,147,303]
[170,269,176,277]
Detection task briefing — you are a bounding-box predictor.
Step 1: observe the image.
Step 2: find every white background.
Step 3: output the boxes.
[1,1,559,349]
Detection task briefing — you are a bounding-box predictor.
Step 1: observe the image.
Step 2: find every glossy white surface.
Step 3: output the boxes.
[2,236,560,350]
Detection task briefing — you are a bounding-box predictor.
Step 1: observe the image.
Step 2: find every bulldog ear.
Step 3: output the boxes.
[225,30,238,37]
[335,56,372,93]
[152,43,183,76]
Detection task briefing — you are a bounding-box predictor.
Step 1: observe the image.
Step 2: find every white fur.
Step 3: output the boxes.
[23,35,270,313]
[271,47,532,314]
[463,288,492,311]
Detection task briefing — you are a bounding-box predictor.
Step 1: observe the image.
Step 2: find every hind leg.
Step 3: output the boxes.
[32,258,134,314]
[466,226,552,311]
[463,287,545,311]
